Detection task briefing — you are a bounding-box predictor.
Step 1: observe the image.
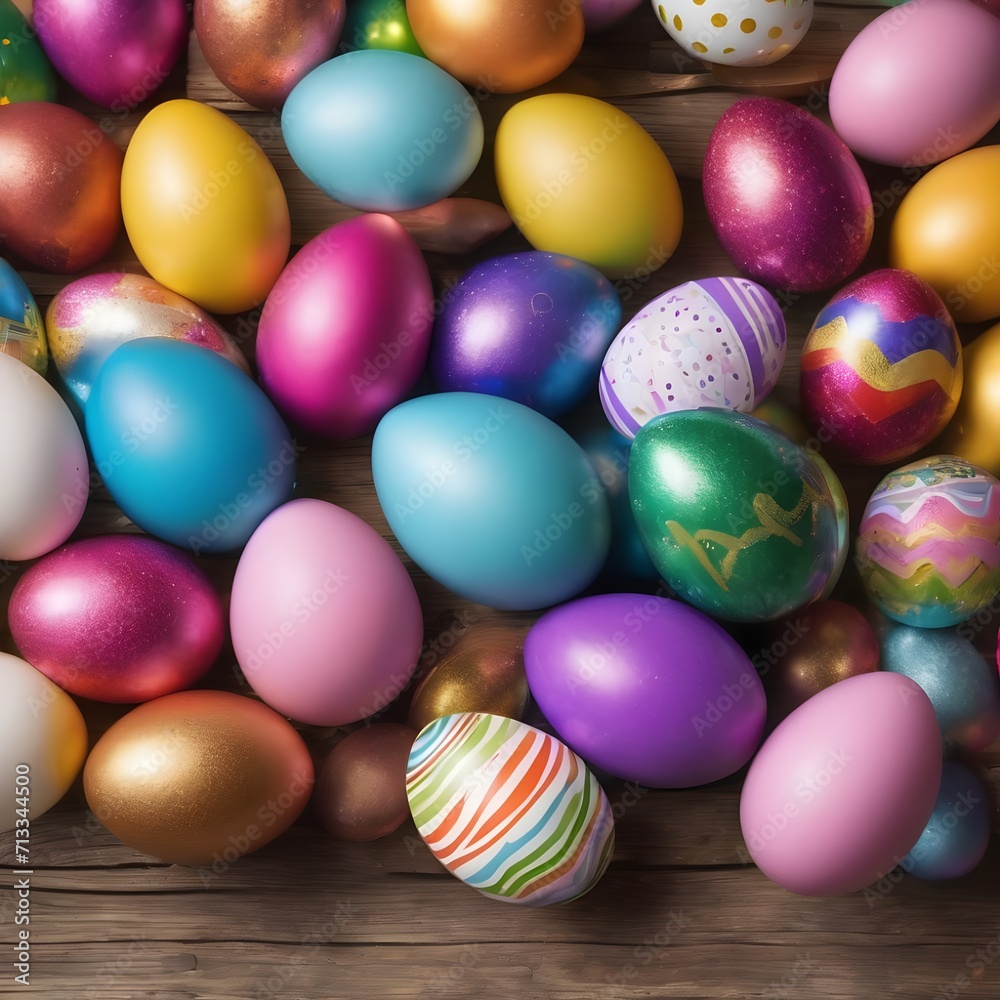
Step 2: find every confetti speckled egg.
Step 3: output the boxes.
[651,0,813,66]
[800,269,963,466]
[600,276,786,438]
[0,257,47,375]
[48,272,250,406]
[856,456,1000,628]
[406,713,614,905]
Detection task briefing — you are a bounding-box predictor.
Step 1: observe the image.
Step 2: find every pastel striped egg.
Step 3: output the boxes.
[600,276,785,439]
[856,456,1000,628]
[406,713,614,906]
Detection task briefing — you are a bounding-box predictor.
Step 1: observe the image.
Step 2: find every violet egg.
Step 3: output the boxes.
[703,96,874,293]
[9,535,225,703]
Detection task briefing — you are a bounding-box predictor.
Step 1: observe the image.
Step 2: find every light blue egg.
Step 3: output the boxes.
[281,50,484,212]
[0,257,46,375]
[903,762,990,880]
[372,392,611,610]
[86,338,296,554]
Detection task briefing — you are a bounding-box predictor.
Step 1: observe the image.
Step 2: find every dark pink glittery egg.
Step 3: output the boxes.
[9,535,225,703]
[703,96,874,293]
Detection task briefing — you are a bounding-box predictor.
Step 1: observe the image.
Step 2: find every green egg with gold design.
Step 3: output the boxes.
[0,0,57,104]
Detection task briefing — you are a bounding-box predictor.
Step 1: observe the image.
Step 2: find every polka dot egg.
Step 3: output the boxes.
[651,0,814,67]
[600,276,786,439]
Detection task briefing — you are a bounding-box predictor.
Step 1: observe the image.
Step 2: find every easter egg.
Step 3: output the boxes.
[408,624,529,731]
[35,0,185,108]
[651,0,813,66]
[256,214,434,439]
[0,0,56,102]
[494,94,683,277]
[83,690,313,866]
[281,51,483,212]
[902,762,991,881]
[629,409,844,622]
[0,652,88,832]
[703,97,873,292]
[341,0,425,55]
[740,672,942,895]
[799,269,963,465]
[372,392,611,610]
[194,0,345,109]
[880,624,1000,752]
[829,0,1000,167]
[0,101,122,272]
[48,272,250,407]
[0,352,88,562]
[406,713,614,905]
[525,594,766,787]
[314,724,417,841]
[9,536,225,704]
[0,256,46,375]
[430,251,622,418]
[230,498,423,726]
[889,145,1000,324]
[600,276,786,438]
[121,99,290,313]
[583,0,643,32]
[856,456,1000,628]
[85,338,295,553]
[408,0,583,93]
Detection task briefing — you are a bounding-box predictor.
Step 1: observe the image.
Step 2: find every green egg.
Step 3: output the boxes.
[341,0,425,57]
[0,0,57,104]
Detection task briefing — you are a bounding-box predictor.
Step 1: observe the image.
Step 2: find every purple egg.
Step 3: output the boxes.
[581,0,643,32]
[703,97,874,293]
[524,593,766,787]
[35,0,187,109]
[9,535,225,703]
[430,251,622,418]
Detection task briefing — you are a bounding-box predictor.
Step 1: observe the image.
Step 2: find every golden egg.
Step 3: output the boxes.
[83,690,313,866]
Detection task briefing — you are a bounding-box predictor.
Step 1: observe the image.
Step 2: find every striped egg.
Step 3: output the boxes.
[856,456,1000,628]
[406,713,614,906]
[600,277,785,439]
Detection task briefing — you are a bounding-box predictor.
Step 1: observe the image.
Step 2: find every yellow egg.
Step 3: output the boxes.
[121,100,291,314]
[889,145,1000,324]
[494,94,683,278]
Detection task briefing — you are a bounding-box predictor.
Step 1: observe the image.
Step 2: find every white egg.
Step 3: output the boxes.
[0,352,89,561]
[651,0,814,67]
[0,653,89,832]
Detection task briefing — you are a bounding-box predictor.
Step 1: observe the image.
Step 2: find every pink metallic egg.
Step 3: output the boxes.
[703,97,874,293]
[256,214,434,440]
[8,535,225,703]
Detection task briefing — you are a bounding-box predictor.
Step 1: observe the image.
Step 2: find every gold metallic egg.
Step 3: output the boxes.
[407,623,529,732]
[83,690,313,866]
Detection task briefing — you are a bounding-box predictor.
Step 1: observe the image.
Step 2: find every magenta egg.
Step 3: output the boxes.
[8,535,225,703]
[34,0,187,109]
[256,214,434,439]
[703,97,874,293]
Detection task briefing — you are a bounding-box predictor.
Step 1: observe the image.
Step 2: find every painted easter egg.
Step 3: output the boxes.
[740,672,942,895]
[0,256,46,375]
[430,251,622,418]
[340,0,425,55]
[525,594,766,787]
[48,272,250,406]
[629,409,844,622]
[600,276,786,438]
[0,0,57,103]
[406,713,614,905]
[856,456,1000,628]
[799,269,963,466]
[703,97,873,292]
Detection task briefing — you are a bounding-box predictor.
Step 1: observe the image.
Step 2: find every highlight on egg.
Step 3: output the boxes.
[0,256,47,375]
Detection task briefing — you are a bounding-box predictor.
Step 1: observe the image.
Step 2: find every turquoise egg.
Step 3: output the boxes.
[281,50,483,211]
[0,257,46,375]
[372,392,611,610]
[86,338,296,554]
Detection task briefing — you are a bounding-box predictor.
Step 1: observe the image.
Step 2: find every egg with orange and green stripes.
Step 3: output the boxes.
[650,0,813,67]
[405,712,615,906]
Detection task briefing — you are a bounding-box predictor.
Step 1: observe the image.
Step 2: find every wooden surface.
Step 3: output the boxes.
[3,4,1000,998]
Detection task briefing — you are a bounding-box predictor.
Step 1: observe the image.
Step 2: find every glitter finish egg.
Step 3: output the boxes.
[800,269,962,465]
[600,276,785,438]
[406,713,614,905]
[856,456,1000,628]
[0,0,57,103]
[48,272,250,406]
[0,257,47,375]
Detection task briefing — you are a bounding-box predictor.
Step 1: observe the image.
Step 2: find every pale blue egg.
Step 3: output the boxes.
[281,50,484,211]
[372,392,611,610]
